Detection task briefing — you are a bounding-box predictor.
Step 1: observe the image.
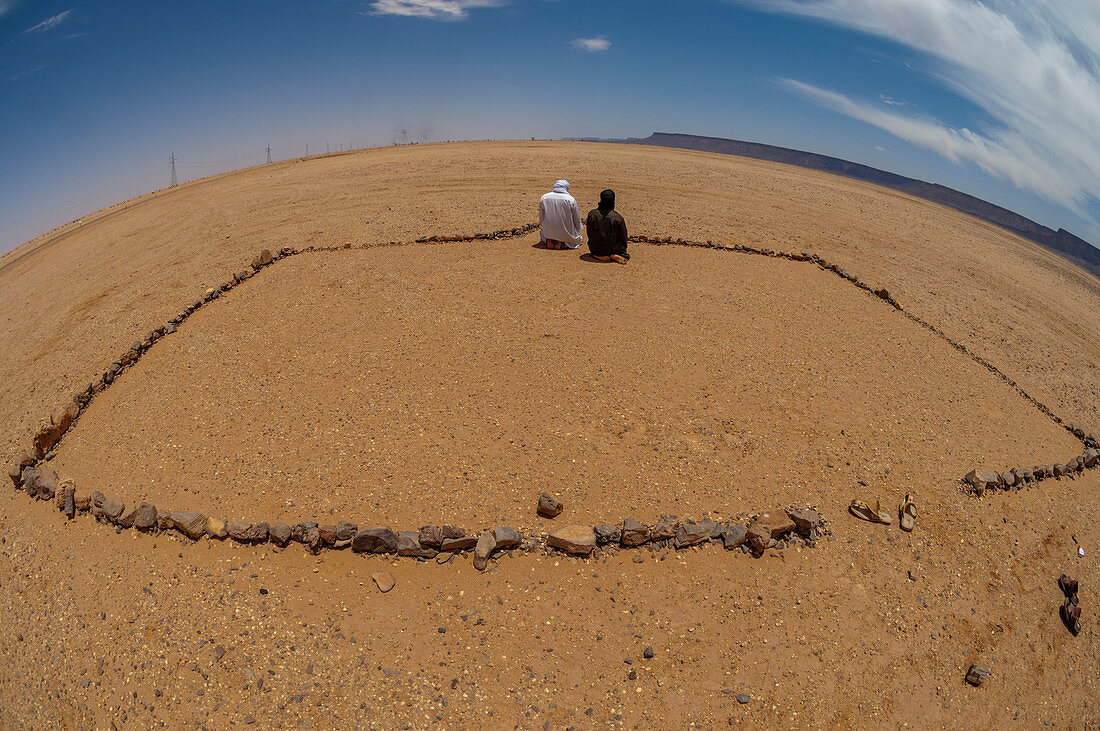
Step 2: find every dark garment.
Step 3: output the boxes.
[585,208,629,259]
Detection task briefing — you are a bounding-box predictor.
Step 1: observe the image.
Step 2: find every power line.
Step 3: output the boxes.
[169,152,177,187]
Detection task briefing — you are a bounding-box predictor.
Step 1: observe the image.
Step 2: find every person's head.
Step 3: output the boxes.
[552,179,570,194]
[599,189,615,210]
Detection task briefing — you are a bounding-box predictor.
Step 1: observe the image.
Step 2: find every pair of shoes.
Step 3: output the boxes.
[1059,574,1081,636]
[849,498,892,524]
[850,494,918,531]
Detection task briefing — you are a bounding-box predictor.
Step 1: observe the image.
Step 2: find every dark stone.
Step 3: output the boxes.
[226,520,253,541]
[102,498,125,522]
[90,489,105,513]
[133,503,158,530]
[1053,464,1066,477]
[492,527,521,550]
[720,524,747,550]
[247,522,269,543]
[1001,470,1015,488]
[594,523,620,545]
[537,492,563,518]
[673,519,714,549]
[440,535,478,552]
[651,514,680,541]
[442,525,465,539]
[8,464,23,488]
[352,526,398,554]
[397,530,438,558]
[736,693,750,704]
[418,525,444,548]
[171,511,207,539]
[62,486,75,519]
[293,522,321,552]
[335,521,358,541]
[965,665,991,687]
[1085,448,1099,468]
[786,508,822,536]
[621,518,651,547]
[269,523,292,546]
[23,467,58,501]
[643,647,654,659]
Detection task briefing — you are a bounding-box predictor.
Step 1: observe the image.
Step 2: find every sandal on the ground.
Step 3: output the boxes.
[849,498,893,525]
[1059,574,1079,597]
[1061,598,1081,636]
[899,493,917,532]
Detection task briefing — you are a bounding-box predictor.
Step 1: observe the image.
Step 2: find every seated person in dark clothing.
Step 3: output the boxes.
[585,189,629,263]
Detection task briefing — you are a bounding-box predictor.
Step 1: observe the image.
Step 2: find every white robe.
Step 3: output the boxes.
[538,182,583,248]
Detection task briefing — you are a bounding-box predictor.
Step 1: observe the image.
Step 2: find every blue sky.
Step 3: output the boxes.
[1,0,1099,253]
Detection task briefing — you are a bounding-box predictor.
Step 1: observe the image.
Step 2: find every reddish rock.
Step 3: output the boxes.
[537,492,563,518]
[674,519,714,549]
[8,464,22,488]
[441,525,465,539]
[651,514,680,541]
[292,522,321,552]
[32,422,62,458]
[318,525,338,545]
[752,509,796,539]
[352,526,398,554]
[440,536,478,552]
[23,467,58,501]
[418,525,444,548]
[372,571,395,593]
[51,402,80,436]
[492,527,521,550]
[397,530,438,558]
[269,523,292,546]
[547,525,596,556]
[620,518,651,547]
[473,531,497,571]
[171,511,207,539]
[786,508,822,536]
[133,503,157,530]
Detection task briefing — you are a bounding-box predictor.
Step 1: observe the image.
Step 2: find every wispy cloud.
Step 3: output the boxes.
[364,0,502,20]
[571,36,610,52]
[21,9,72,35]
[740,0,1100,222]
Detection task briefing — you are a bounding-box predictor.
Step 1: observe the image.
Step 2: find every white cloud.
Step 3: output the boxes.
[365,0,502,20]
[21,9,72,35]
[740,0,1100,222]
[571,36,611,52]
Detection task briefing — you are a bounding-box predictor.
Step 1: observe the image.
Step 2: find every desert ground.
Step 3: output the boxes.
[0,141,1097,728]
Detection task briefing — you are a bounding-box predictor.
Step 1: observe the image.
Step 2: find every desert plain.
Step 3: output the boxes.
[0,140,1098,728]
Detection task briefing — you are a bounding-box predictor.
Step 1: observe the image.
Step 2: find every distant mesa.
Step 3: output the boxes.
[566,132,1100,277]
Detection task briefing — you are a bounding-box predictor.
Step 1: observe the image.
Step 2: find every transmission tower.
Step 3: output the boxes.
[306,143,309,156]
[266,143,272,164]
[169,152,177,187]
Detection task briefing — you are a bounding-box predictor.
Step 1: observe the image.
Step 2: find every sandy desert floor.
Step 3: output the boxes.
[0,141,1098,728]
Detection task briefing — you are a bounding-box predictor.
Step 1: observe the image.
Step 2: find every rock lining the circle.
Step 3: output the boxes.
[8,222,1094,563]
